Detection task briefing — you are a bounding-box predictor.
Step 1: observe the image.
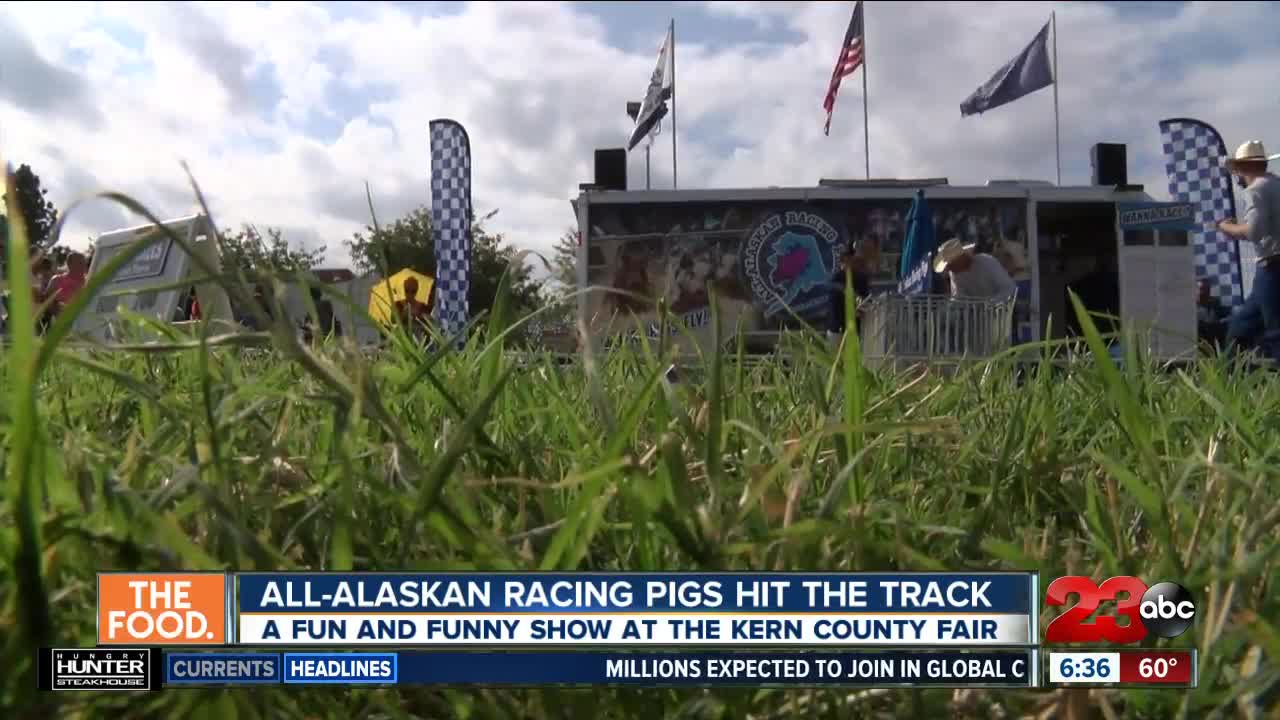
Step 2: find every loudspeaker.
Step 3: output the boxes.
[594,148,627,191]
[1091,143,1127,186]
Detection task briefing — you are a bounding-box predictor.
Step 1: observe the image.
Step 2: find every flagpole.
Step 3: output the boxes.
[1051,11,1061,186]
[861,2,870,180]
[669,18,678,190]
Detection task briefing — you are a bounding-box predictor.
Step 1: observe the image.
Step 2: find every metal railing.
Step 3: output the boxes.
[861,293,1017,366]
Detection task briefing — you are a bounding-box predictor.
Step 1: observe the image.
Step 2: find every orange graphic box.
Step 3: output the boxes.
[98,573,227,645]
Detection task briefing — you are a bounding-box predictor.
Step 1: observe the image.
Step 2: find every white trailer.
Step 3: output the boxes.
[573,179,1197,361]
[73,214,237,343]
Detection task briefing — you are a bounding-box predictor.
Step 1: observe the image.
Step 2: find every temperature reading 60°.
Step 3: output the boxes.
[1140,657,1178,679]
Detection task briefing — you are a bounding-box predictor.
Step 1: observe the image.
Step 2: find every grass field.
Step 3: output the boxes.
[2,176,1278,719]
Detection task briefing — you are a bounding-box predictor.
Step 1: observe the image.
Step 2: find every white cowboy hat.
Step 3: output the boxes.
[1225,140,1280,166]
[933,237,977,273]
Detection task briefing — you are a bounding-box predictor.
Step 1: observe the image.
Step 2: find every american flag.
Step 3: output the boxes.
[823,1,865,136]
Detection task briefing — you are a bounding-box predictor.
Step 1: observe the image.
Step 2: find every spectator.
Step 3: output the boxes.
[394,276,429,339]
[828,243,872,335]
[238,285,273,330]
[1064,254,1120,340]
[1217,140,1280,360]
[1197,279,1228,350]
[32,256,55,333]
[932,238,1017,301]
[301,288,342,343]
[47,251,88,316]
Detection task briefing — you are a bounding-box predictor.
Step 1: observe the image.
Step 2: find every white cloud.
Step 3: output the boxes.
[1,0,1278,278]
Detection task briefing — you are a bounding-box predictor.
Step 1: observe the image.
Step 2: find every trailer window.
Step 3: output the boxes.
[1158,230,1189,247]
[1123,229,1155,246]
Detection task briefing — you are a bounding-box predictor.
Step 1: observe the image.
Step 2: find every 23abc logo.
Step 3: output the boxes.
[1045,576,1197,644]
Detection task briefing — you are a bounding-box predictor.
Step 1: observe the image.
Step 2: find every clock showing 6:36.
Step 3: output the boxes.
[1049,652,1121,684]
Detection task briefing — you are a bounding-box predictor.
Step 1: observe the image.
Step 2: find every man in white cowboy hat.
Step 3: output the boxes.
[933,237,1017,301]
[1216,140,1280,357]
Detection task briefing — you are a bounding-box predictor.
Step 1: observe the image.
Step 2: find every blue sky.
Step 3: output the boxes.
[1,1,1278,273]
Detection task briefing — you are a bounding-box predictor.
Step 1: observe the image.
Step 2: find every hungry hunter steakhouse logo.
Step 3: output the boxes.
[52,649,151,690]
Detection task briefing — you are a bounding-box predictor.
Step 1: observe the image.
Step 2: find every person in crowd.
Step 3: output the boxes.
[240,284,273,330]
[932,237,1017,301]
[300,288,342,343]
[1196,279,1229,350]
[828,242,873,335]
[47,251,88,316]
[1064,253,1120,340]
[315,288,341,338]
[32,255,56,333]
[1216,140,1280,360]
[394,276,429,339]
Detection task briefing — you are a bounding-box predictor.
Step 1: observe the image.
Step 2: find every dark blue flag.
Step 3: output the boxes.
[960,20,1054,117]
[898,190,936,295]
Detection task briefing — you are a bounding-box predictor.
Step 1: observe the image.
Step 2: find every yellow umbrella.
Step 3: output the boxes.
[368,268,434,327]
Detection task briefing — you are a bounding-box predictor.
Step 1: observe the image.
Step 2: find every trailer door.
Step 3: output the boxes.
[1118,225,1196,359]
[1151,229,1196,358]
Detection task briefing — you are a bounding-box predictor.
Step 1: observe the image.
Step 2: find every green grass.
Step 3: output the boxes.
[2,170,1278,719]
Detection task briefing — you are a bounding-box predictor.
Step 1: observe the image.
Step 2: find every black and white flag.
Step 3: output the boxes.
[627,25,673,151]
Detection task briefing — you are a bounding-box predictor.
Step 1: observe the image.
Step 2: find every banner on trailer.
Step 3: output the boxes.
[232,572,1037,646]
[584,197,1033,351]
[1117,202,1198,232]
[429,119,473,343]
[159,650,1037,688]
[1158,118,1245,306]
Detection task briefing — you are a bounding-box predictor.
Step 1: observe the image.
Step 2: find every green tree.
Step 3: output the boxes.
[550,227,578,290]
[344,206,541,320]
[218,225,324,278]
[1,164,59,249]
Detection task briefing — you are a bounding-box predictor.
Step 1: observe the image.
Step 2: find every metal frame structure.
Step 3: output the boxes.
[860,294,1017,370]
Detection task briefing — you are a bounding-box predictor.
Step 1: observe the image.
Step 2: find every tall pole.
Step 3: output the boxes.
[646,145,651,190]
[861,4,870,180]
[669,18,678,190]
[1051,11,1062,186]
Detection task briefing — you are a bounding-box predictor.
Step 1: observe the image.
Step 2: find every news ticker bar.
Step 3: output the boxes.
[41,649,1040,689]
[96,572,1040,647]
[1046,650,1197,688]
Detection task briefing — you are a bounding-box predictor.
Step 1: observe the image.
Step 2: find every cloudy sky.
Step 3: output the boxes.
[1,1,1278,277]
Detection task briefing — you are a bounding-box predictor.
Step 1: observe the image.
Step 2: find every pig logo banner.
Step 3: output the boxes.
[740,210,841,320]
[430,119,473,343]
[1158,118,1243,307]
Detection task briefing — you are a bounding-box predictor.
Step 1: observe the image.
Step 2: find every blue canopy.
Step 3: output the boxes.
[898,189,937,295]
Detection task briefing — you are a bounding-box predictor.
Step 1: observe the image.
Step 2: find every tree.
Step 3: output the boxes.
[344,205,541,320]
[218,225,324,278]
[0,164,59,249]
[550,227,578,290]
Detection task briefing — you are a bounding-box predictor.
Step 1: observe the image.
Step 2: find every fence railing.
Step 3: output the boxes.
[861,293,1017,365]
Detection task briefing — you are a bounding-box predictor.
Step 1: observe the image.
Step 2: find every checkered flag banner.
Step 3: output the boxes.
[1158,118,1245,307]
[430,119,473,343]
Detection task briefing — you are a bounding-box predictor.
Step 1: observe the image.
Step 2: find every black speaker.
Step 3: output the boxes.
[1091,143,1127,186]
[594,148,627,191]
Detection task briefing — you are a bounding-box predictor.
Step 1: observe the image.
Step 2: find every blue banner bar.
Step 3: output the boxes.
[162,651,1034,687]
[393,650,1033,687]
[235,573,1033,614]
